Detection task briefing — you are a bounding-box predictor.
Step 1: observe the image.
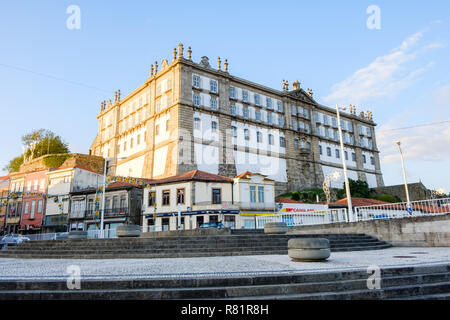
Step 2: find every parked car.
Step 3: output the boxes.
[0,234,31,245]
[199,222,225,229]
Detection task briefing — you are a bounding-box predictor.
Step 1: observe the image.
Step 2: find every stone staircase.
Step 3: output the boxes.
[0,263,449,300]
[0,232,391,259]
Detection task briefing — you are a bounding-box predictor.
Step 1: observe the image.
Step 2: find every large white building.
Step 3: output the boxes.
[90,44,384,196]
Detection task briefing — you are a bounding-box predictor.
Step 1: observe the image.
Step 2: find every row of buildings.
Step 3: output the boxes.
[0,153,287,235]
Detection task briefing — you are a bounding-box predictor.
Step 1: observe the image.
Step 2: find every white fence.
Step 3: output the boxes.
[355,197,450,221]
[255,208,350,228]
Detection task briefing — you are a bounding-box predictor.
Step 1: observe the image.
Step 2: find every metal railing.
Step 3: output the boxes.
[355,197,450,221]
[255,208,349,228]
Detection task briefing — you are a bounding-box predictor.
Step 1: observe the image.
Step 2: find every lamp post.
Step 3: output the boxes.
[336,105,354,222]
[100,157,126,238]
[396,141,411,210]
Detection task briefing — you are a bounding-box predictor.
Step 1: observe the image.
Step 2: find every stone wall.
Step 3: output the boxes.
[19,153,105,174]
[288,214,450,247]
[372,182,431,202]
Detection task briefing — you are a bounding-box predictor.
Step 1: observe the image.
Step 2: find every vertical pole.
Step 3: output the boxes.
[336,105,354,222]
[396,142,411,209]
[100,159,108,238]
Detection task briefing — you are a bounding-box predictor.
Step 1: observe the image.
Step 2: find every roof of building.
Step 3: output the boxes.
[234,171,274,181]
[330,197,390,207]
[149,170,234,185]
[275,198,307,204]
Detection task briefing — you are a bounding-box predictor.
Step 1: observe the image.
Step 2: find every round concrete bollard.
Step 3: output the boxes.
[116,224,141,238]
[288,238,331,262]
[68,231,88,240]
[264,222,288,235]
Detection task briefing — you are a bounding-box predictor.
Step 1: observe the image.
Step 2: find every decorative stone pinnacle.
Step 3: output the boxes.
[150,64,154,76]
[178,43,184,57]
[285,80,289,91]
[117,89,121,102]
[217,57,221,71]
[187,46,192,60]
[173,48,177,61]
[224,59,228,72]
[154,61,158,73]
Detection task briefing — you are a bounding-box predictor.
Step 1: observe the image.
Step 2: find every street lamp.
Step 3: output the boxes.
[396,141,411,209]
[100,156,126,238]
[336,105,354,222]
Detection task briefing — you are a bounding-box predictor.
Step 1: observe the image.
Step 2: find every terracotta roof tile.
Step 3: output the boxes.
[331,197,390,207]
[275,198,307,204]
[152,170,233,185]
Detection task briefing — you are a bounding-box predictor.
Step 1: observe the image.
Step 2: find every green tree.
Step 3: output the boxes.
[347,179,371,198]
[4,129,70,173]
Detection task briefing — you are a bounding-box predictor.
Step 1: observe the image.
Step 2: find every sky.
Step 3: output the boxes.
[0,1,449,193]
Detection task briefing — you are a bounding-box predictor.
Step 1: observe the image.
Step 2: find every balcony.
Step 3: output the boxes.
[299,148,311,156]
[85,207,129,219]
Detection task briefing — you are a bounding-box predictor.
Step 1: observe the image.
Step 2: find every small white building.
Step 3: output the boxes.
[142,170,276,232]
[44,166,103,232]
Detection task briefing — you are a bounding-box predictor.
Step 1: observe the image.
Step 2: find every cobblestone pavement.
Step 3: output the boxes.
[0,247,449,280]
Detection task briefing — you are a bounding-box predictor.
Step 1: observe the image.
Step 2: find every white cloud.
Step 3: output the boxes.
[323,31,436,105]
[377,85,450,164]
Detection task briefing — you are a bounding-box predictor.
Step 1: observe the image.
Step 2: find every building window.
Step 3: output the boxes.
[130,138,134,148]
[250,186,256,203]
[242,90,248,102]
[212,188,221,204]
[155,125,160,136]
[137,134,141,145]
[323,115,329,126]
[266,97,272,109]
[345,151,349,161]
[254,94,260,106]
[258,186,264,203]
[370,156,375,165]
[230,104,236,115]
[319,145,322,155]
[192,75,200,88]
[193,94,200,107]
[294,139,299,149]
[278,116,284,127]
[336,149,340,159]
[303,109,310,119]
[33,180,38,191]
[166,119,170,131]
[194,118,200,130]
[210,97,217,110]
[123,141,127,151]
[231,126,237,137]
[332,117,338,128]
[257,131,262,143]
[30,201,36,219]
[24,201,30,215]
[352,152,356,162]
[244,129,250,141]
[277,101,283,112]
[327,147,332,157]
[177,189,185,204]
[37,200,43,214]
[255,111,261,121]
[229,86,235,99]
[267,113,272,124]
[210,80,218,93]
[363,155,367,164]
[268,134,274,145]
[211,121,217,133]
[280,137,286,148]
[162,190,170,206]
[292,120,298,131]
[243,107,249,118]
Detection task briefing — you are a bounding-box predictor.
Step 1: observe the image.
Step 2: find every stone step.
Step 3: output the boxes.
[0,242,391,257]
[0,271,448,300]
[5,239,384,251]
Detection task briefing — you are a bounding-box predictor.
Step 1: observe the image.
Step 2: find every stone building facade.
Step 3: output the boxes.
[90,44,384,196]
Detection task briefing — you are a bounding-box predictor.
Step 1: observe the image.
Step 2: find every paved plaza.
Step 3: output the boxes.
[0,247,449,281]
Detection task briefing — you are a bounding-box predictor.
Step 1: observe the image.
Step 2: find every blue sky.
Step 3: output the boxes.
[1,1,449,193]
